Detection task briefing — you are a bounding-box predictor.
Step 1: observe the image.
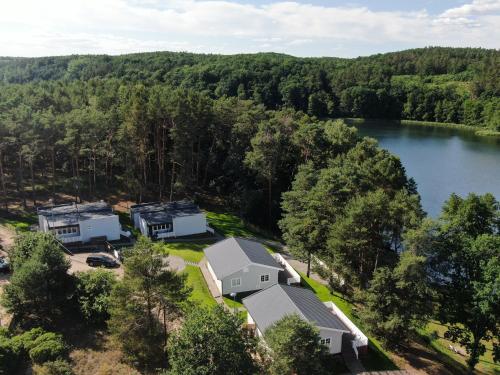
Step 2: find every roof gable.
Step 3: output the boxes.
[204,237,281,279]
[243,284,349,333]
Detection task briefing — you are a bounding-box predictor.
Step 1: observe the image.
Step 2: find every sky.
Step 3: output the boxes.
[0,0,499,58]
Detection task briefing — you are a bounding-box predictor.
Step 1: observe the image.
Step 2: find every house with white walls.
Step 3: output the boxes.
[130,201,208,239]
[37,201,126,244]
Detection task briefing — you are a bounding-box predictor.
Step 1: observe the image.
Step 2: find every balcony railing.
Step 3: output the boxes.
[57,234,82,244]
[155,230,176,239]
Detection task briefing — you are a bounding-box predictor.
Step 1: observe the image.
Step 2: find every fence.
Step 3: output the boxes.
[323,301,368,357]
[273,253,301,285]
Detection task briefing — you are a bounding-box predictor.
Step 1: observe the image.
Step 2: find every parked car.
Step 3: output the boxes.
[86,255,119,268]
[0,257,10,273]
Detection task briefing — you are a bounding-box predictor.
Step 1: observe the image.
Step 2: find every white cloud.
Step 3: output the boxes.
[440,0,500,17]
[0,0,498,57]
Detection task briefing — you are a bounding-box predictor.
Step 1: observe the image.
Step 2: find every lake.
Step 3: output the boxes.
[352,121,500,217]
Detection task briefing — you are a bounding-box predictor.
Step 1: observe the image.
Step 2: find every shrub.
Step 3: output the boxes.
[28,333,67,364]
[75,269,117,325]
[33,360,74,375]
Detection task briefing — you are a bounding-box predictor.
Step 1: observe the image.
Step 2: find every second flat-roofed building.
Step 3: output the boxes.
[130,200,208,239]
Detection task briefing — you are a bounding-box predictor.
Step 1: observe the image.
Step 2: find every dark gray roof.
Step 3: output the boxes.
[204,237,282,278]
[129,202,164,215]
[242,284,350,333]
[141,211,173,225]
[38,201,112,217]
[132,201,202,225]
[38,201,115,227]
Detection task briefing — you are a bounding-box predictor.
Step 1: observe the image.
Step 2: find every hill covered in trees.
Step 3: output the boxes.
[1,47,499,129]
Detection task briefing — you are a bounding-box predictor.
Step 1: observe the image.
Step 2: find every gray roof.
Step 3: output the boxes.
[204,237,282,278]
[38,201,115,227]
[129,202,164,216]
[132,201,202,225]
[243,284,350,333]
[141,211,173,225]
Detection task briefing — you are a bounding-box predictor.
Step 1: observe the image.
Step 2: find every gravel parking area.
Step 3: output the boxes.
[67,252,186,278]
[67,252,124,278]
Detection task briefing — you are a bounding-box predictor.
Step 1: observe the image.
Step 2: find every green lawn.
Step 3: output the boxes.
[157,240,215,263]
[0,210,37,232]
[183,265,217,308]
[420,321,499,374]
[298,271,398,371]
[205,211,276,240]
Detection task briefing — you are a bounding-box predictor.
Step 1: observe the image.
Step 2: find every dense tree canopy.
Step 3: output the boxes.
[410,193,499,371]
[264,314,329,375]
[1,233,73,324]
[280,121,423,286]
[167,306,256,375]
[108,238,190,372]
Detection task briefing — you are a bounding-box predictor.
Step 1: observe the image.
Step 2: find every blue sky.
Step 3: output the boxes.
[0,0,498,57]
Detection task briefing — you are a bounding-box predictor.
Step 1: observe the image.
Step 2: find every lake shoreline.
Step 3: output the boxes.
[343,118,500,138]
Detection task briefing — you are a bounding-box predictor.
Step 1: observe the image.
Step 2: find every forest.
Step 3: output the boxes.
[0,47,499,227]
[0,47,499,129]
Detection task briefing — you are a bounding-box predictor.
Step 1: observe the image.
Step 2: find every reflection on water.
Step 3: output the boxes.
[352,121,500,217]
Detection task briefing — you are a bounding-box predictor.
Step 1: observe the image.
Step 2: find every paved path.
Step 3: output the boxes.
[199,258,224,305]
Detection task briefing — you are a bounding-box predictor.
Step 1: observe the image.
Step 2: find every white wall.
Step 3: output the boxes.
[139,217,149,236]
[323,301,368,349]
[132,212,143,228]
[38,215,48,231]
[222,264,280,295]
[79,215,121,242]
[206,260,222,294]
[318,328,344,354]
[173,213,206,236]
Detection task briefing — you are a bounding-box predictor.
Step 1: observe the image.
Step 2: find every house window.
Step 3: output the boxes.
[231,278,241,287]
[260,274,270,283]
[320,338,331,346]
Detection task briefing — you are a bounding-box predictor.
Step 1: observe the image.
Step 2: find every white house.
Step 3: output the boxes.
[204,237,283,295]
[130,201,208,239]
[37,201,125,244]
[242,284,368,356]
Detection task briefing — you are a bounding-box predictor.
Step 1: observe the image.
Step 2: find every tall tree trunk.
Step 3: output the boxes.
[18,152,26,209]
[51,147,56,201]
[30,159,36,207]
[202,135,216,187]
[169,159,175,202]
[373,249,380,275]
[75,154,80,203]
[0,150,8,211]
[196,137,201,186]
[268,176,272,229]
[93,152,96,191]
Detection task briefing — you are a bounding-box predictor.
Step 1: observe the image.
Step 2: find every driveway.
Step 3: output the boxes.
[67,252,125,278]
[67,252,186,279]
[0,224,16,253]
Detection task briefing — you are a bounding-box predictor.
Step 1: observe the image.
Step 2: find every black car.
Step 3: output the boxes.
[86,255,119,268]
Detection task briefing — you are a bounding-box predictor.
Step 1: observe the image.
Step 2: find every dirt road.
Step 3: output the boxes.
[0,224,16,254]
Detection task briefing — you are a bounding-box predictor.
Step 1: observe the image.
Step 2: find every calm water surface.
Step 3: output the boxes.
[353,121,500,217]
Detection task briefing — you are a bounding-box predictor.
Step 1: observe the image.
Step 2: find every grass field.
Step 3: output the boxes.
[0,210,37,232]
[157,240,215,263]
[420,321,499,374]
[205,211,276,240]
[183,265,217,308]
